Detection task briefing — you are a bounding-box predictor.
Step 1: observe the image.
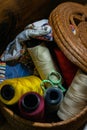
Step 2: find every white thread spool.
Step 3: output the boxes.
[57,69,87,120]
[28,43,58,80]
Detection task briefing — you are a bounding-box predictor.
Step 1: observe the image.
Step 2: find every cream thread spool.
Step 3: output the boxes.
[57,69,87,120]
[28,43,58,80]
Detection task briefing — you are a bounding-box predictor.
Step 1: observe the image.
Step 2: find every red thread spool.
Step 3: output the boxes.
[54,48,78,87]
[18,92,45,122]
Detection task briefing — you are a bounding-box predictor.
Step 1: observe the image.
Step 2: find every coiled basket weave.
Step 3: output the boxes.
[0,2,87,130]
[0,102,87,130]
[49,2,87,73]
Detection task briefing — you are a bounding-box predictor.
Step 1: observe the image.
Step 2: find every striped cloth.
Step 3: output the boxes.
[0,62,6,82]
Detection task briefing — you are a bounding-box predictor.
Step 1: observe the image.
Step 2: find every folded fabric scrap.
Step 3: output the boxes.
[0,62,33,83]
[0,62,6,82]
[1,19,53,62]
[83,124,87,130]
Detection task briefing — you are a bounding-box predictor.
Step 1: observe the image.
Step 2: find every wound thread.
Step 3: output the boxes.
[28,43,58,80]
[18,92,45,121]
[57,69,87,120]
[0,76,43,105]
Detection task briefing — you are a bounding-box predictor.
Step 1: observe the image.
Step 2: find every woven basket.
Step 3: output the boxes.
[0,101,87,130]
[0,1,87,130]
[49,2,87,73]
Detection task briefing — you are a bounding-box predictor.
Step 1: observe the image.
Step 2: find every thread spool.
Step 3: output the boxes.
[53,48,78,87]
[18,92,45,122]
[40,79,63,122]
[28,43,58,80]
[57,69,87,120]
[0,85,14,101]
[40,80,63,113]
[44,87,63,113]
[0,76,43,105]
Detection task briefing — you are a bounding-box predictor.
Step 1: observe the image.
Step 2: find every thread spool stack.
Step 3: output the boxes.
[57,70,87,120]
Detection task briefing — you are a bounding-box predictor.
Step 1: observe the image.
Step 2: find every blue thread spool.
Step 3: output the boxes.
[40,72,64,122]
[44,87,63,113]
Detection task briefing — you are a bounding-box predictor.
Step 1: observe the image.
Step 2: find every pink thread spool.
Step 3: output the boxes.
[18,92,45,122]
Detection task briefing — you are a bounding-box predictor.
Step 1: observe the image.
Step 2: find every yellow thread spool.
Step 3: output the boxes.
[0,76,43,105]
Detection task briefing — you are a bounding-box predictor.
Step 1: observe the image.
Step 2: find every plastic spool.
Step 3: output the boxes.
[18,92,45,122]
[44,87,63,113]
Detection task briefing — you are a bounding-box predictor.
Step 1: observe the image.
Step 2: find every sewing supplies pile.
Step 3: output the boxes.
[0,2,87,129]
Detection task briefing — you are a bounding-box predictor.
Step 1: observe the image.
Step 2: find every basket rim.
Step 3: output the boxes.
[2,105,87,128]
[49,2,87,73]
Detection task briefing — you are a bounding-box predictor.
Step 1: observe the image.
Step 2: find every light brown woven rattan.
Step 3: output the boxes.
[49,2,87,72]
[0,96,87,130]
[78,21,87,48]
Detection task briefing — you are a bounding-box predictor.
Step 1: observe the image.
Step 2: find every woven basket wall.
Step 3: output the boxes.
[0,1,87,130]
[0,102,87,130]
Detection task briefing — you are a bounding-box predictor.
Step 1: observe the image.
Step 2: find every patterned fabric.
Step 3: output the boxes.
[0,61,34,83]
[0,62,6,82]
[1,19,53,62]
[25,19,53,41]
